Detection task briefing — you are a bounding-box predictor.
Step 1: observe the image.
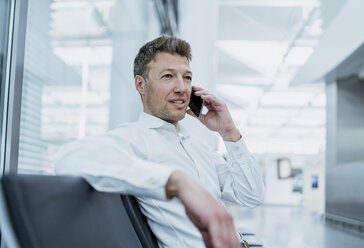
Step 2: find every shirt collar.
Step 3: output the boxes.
[138,112,190,139]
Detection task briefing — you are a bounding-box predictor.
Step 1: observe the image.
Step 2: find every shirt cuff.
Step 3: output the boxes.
[137,165,176,200]
[224,138,250,162]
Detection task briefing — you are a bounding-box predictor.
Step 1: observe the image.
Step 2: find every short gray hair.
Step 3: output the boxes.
[133,35,192,79]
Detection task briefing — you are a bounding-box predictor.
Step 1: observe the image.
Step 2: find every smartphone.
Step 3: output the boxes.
[189,89,204,117]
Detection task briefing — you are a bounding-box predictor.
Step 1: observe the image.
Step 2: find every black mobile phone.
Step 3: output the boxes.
[189,89,204,117]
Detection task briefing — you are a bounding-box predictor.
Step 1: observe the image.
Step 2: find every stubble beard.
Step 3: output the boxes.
[146,98,187,125]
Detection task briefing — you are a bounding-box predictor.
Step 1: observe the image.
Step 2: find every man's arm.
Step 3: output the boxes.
[187,86,264,207]
[165,170,240,248]
[55,134,240,247]
[54,133,175,200]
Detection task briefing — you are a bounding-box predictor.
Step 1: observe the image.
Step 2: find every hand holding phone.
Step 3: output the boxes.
[188,89,204,117]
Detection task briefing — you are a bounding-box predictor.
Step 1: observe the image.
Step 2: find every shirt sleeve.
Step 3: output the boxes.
[54,132,175,201]
[215,138,264,207]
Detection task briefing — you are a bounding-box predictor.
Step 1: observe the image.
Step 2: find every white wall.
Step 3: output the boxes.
[262,154,303,206]
[303,152,325,213]
[259,153,325,209]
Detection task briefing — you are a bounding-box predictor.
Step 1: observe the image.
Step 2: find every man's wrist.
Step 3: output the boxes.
[165,170,185,199]
[220,127,242,142]
[165,170,201,204]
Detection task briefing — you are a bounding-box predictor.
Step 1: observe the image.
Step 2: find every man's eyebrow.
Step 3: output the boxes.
[161,68,193,75]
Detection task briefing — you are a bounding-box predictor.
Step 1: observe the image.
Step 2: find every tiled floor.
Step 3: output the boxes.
[228,204,364,248]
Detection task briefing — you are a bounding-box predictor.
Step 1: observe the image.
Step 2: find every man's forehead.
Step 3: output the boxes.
[149,52,190,71]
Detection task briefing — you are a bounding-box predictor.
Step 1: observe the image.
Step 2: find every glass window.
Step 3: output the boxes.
[17,0,160,174]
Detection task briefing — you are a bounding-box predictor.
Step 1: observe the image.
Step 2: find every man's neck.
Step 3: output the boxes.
[143,111,179,128]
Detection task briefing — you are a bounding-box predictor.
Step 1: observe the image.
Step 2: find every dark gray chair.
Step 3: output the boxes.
[0,175,159,248]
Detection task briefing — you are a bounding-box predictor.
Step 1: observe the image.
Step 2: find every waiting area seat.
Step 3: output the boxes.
[0,175,159,248]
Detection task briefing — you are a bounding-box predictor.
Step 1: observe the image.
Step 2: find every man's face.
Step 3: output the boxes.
[142,52,192,125]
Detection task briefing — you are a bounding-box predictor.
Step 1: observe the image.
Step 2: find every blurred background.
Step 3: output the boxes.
[1,0,364,247]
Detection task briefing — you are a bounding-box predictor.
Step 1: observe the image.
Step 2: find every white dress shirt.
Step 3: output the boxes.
[55,112,264,248]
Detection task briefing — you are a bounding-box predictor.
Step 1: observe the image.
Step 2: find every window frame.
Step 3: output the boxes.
[0,0,28,176]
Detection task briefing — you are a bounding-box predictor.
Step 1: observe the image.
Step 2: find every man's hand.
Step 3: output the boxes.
[166,170,240,248]
[187,86,241,142]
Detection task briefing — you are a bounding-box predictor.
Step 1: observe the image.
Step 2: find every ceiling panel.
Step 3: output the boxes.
[218,5,302,40]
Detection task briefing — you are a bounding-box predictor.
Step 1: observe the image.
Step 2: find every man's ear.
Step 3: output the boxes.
[135,75,146,95]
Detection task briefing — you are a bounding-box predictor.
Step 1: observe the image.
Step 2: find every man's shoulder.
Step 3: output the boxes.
[60,121,147,152]
[107,120,145,138]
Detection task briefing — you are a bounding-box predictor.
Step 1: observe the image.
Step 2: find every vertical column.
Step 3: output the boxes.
[108,0,149,129]
[179,0,218,91]
[179,0,219,147]
[326,75,364,225]
[325,81,337,169]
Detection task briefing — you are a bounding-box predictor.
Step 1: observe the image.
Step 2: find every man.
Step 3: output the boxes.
[55,36,264,248]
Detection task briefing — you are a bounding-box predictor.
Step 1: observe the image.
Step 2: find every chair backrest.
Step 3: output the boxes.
[121,195,159,248]
[0,175,159,248]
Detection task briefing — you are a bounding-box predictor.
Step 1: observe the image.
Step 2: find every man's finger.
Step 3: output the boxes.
[192,85,204,91]
[194,89,210,96]
[201,94,223,108]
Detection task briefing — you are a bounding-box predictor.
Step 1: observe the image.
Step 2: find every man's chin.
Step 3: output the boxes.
[162,112,186,124]
[171,113,186,122]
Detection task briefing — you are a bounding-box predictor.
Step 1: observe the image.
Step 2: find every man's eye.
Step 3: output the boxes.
[162,74,173,79]
[184,76,192,81]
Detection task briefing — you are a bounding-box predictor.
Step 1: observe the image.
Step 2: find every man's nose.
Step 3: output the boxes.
[173,76,187,93]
